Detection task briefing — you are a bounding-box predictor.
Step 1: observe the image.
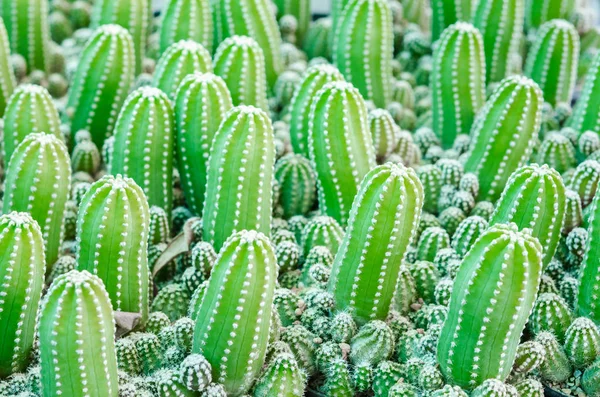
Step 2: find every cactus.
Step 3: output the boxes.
[174,73,233,216]
[529,293,574,341]
[369,109,400,161]
[192,231,277,396]
[303,17,332,60]
[0,17,15,117]
[3,133,71,269]
[75,174,150,323]
[38,270,118,396]
[524,19,580,106]
[536,132,576,174]
[350,320,395,365]
[583,358,600,397]
[211,0,282,88]
[431,22,486,148]
[332,0,393,108]
[274,153,317,219]
[110,87,175,214]
[569,159,600,208]
[202,106,275,252]
[431,0,477,42]
[451,216,488,257]
[254,352,306,397]
[159,0,213,55]
[416,165,442,214]
[569,52,600,134]
[564,317,600,369]
[2,84,61,167]
[308,82,377,225]
[273,0,310,46]
[152,40,213,99]
[152,283,189,322]
[417,227,450,262]
[463,76,543,201]
[512,341,546,375]
[536,331,572,383]
[437,223,543,389]
[525,0,576,30]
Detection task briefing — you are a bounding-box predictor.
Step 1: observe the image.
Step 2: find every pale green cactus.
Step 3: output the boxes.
[536,132,576,174]
[303,17,332,60]
[38,270,118,397]
[274,153,317,219]
[525,19,580,107]
[577,183,600,323]
[273,0,310,46]
[333,0,393,108]
[0,17,15,117]
[568,52,600,134]
[159,0,213,55]
[431,0,477,41]
[431,22,486,148]
[525,0,576,30]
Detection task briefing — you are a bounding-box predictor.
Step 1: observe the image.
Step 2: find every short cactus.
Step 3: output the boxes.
[525,0,576,30]
[536,331,572,383]
[569,52,600,134]
[253,352,306,397]
[536,132,577,174]
[568,159,600,208]
[512,341,546,375]
[159,0,213,55]
[564,317,600,369]
[431,0,477,42]
[417,227,450,262]
[274,153,317,219]
[529,293,574,341]
[0,17,15,117]
[369,109,400,161]
[451,216,488,257]
[582,358,600,397]
[350,320,395,366]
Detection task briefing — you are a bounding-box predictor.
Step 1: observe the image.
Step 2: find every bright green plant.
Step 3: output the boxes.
[159,0,213,55]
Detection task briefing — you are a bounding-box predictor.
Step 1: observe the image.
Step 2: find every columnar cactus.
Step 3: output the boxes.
[152,40,213,99]
[0,17,15,117]
[110,87,175,214]
[202,106,275,252]
[274,154,317,219]
[2,84,61,167]
[213,36,268,111]
[463,76,543,201]
[431,0,477,41]
[525,0,576,30]
[451,216,488,257]
[38,270,118,397]
[568,52,600,134]
[308,82,377,225]
[577,184,600,323]
[332,0,393,108]
[525,19,579,107]
[159,0,213,55]
[174,73,233,215]
[211,0,283,88]
[0,213,45,377]
[437,223,543,389]
[0,0,50,72]
[192,231,277,396]
[75,175,150,323]
[66,24,135,149]
[369,109,400,161]
[328,163,423,324]
[91,0,149,75]
[431,22,486,148]
[3,133,71,268]
[472,0,524,83]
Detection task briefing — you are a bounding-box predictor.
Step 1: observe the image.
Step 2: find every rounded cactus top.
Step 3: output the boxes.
[46,270,113,302]
[216,35,263,52]
[95,23,133,40]
[0,211,39,228]
[13,132,67,155]
[445,21,483,35]
[11,83,52,97]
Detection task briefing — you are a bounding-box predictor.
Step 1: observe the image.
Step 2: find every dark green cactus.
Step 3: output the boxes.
[536,331,572,383]
[159,0,213,55]
[0,17,15,117]
[529,292,574,341]
[431,0,477,41]
[568,52,600,134]
[525,0,576,30]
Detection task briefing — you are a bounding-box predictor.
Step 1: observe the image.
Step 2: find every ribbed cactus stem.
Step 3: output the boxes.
[308,81,377,225]
[202,106,275,252]
[159,0,213,55]
[0,17,15,117]
[568,52,600,134]
[274,153,317,219]
[192,231,277,396]
[431,0,477,41]
[38,270,118,397]
[431,22,486,148]
[3,133,71,269]
[66,24,135,149]
[333,0,393,108]
[0,213,45,377]
[525,0,576,30]
[273,0,310,45]
[174,73,233,216]
[577,184,600,323]
[437,223,543,389]
[110,87,175,214]
[525,19,580,107]
[328,163,423,324]
[463,76,543,201]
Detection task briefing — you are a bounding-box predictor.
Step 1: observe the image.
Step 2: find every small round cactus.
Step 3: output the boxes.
[564,317,600,369]
[253,352,306,397]
[369,109,400,161]
[512,341,546,375]
[536,132,577,174]
[529,292,574,341]
[159,0,213,55]
[350,320,395,366]
[536,331,572,383]
[274,153,317,219]
[568,159,600,208]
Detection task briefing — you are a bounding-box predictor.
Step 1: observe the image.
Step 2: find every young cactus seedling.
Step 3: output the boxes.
[159,0,213,55]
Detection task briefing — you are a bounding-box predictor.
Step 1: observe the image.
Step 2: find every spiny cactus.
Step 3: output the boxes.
[437,223,543,389]
[192,231,277,396]
[3,133,71,269]
[110,87,175,214]
[524,19,580,107]
[273,0,310,46]
[308,81,377,225]
[536,132,576,174]
[202,106,275,252]
[451,216,488,257]
[564,317,600,369]
[254,352,306,397]
[431,0,477,42]
[463,76,543,201]
[66,24,135,149]
[529,293,574,341]
[0,17,15,117]
[75,175,150,323]
[350,320,395,366]
[159,0,213,55]
[328,163,423,324]
[583,358,600,397]
[577,183,600,323]
[369,109,400,161]
[525,0,576,30]
[568,52,600,134]
[332,0,393,108]
[274,154,317,219]
[174,73,233,216]
[2,84,61,167]
[536,331,572,383]
[38,270,118,396]
[303,17,332,60]
[431,22,486,149]
[568,159,600,208]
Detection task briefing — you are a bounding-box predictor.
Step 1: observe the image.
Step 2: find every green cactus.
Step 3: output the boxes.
[431,22,486,149]
[159,0,213,55]
[431,0,477,42]
[583,358,600,397]
[308,81,377,225]
[536,132,577,174]
[350,320,395,366]
[152,283,189,322]
[564,317,600,369]
[568,159,600,208]
[110,87,175,214]
[451,216,488,257]
[569,52,600,134]
[417,227,450,262]
[577,186,600,325]
[274,154,317,220]
[303,17,332,60]
[525,0,576,30]
[38,270,118,396]
[369,109,400,161]
[0,17,15,117]
[174,73,233,216]
[332,0,393,108]
[525,19,580,106]
[273,0,310,46]
[529,292,574,341]
[512,341,546,375]
[192,231,277,396]
[536,331,572,383]
[253,352,306,397]
[463,76,543,201]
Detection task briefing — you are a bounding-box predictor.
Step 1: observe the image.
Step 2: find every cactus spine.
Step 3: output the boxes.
[431,22,486,149]
[328,163,423,324]
[192,231,277,396]
[463,76,543,201]
[525,0,576,30]
[524,19,580,107]
[437,223,543,389]
[431,0,477,42]
[308,82,377,225]
[568,52,600,134]
[3,133,71,269]
[66,24,135,149]
[159,0,213,55]
[333,0,393,108]
[0,213,45,377]
[577,184,600,323]
[38,270,118,397]
[202,106,275,252]
[0,17,15,117]
[110,87,175,214]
